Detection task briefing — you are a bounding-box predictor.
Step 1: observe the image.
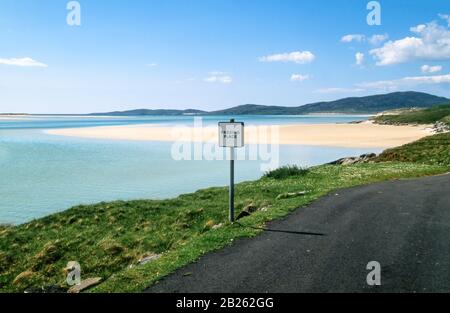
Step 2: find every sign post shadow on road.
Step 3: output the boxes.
[219,119,245,223]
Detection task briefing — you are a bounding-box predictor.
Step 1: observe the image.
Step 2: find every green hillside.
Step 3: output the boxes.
[373,104,450,165]
[374,104,450,126]
[89,92,449,116]
[376,132,450,165]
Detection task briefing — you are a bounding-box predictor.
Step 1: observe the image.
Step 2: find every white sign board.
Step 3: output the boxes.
[219,122,244,148]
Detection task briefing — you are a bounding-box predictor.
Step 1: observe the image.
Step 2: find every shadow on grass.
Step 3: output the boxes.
[235,221,326,236]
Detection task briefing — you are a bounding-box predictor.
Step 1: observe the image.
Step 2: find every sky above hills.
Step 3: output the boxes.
[1,0,450,113]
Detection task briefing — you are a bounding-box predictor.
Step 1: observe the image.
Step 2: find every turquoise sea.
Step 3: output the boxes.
[0,115,380,224]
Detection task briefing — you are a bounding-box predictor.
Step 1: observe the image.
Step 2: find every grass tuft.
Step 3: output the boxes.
[263,165,309,180]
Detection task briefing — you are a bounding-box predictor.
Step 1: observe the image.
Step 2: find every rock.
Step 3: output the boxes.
[67,277,102,293]
[13,270,36,287]
[138,253,162,266]
[205,220,216,228]
[236,203,260,220]
[276,191,308,200]
[433,121,450,133]
[243,203,259,213]
[212,223,223,230]
[236,211,251,220]
[329,153,377,165]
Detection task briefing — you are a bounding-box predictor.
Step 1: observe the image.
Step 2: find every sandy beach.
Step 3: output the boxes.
[0,115,30,120]
[46,122,433,148]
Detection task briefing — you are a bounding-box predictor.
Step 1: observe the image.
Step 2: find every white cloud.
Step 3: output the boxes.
[259,51,315,64]
[368,34,389,45]
[421,64,443,74]
[439,13,450,27]
[290,74,309,82]
[314,87,365,94]
[358,74,450,90]
[341,33,388,45]
[355,52,365,66]
[317,73,450,94]
[370,20,450,66]
[410,24,427,33]
[401,74,450,84]
[204,72,233,84]
[341,34,365,43]
[0,57,48,67]
[209,71,228,76]
[146,63,158,67]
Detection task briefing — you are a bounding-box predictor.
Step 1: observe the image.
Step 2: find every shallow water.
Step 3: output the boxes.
[0,115,379,224]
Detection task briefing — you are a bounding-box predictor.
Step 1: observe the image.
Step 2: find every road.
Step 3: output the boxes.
[146,174,450,293]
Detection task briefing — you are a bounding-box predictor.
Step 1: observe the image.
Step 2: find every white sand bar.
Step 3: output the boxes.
[46,122,433,149]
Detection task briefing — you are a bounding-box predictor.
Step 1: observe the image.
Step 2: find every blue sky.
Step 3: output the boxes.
[1,0,450,113]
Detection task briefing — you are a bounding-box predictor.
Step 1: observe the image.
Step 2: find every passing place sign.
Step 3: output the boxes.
[218,122,245,148]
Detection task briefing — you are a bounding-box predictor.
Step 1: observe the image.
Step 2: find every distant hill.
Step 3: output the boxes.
[295,92,449,114]
[89,109,206,116]
[90,92,449,116]
[0,113,29,116]
[209,92,449,115]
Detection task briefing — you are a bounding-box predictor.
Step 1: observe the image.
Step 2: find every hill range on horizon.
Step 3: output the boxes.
[89,91,449,116]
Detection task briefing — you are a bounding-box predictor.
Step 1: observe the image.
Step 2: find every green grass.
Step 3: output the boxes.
[373,103,450,126]
[372,103,450,165]
[263,165,309,179]
[441,115,450,125]
[376,132,450,165]
[1,161,449,293]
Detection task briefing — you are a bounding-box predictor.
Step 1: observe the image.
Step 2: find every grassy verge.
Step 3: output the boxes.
[376,132,450,165]
[373,103,450,126]
[1,161,449,293]
[372,103,450,164]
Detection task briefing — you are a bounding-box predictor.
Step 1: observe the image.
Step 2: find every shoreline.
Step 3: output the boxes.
[0,114,30,120]
[45,122,433,149]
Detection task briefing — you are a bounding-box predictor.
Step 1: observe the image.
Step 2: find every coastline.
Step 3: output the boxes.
[45,122,433,149]
[0,114,30,120]
[4,119,449,292]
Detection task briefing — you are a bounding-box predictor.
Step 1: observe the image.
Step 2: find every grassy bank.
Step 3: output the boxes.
[376,132,450,165]
[373,103,450,165]
[373,103,450,126]
[1,160,449,293]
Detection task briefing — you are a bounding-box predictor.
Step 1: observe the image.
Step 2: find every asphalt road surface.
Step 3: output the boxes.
[146,174,450,293]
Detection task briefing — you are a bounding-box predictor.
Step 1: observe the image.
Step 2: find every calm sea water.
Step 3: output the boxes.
[0,115,379,224]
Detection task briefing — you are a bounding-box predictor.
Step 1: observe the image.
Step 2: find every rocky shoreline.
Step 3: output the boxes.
[328,153,378,165]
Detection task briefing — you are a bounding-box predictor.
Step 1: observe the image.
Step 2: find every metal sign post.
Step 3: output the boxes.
[229,146,235,222]
[219,119,244,223]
